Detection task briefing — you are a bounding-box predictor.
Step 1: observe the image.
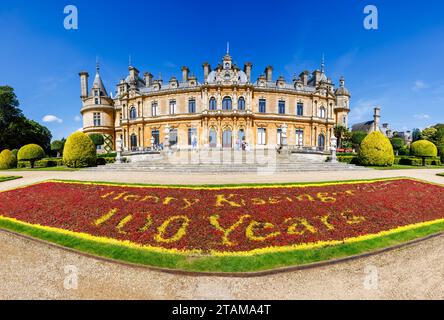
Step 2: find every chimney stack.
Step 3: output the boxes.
[79,71,89,98]
[144,72,153,87]
[374,107,381,132]
[202,62,211,82]
[129,66,139,81]
[299,71,309,85]
[265,66,273,82]
[244,62,252,82]
[181,66,189,82]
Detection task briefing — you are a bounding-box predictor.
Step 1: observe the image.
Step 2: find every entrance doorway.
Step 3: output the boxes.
[318,134,325,150]
[222,129,232,148]
[209,128,217,148]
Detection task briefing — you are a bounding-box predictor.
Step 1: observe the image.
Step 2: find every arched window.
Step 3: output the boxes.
[238,97,245,111]
[209,97,217,110]
[319,106,326,118]
[129,106,137,119]
[222,97,232,111]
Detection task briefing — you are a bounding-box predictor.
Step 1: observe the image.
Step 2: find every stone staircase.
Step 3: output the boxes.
[84,150,368,173]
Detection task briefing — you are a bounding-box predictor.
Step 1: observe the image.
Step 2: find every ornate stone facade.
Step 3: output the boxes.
[80,53,350,152]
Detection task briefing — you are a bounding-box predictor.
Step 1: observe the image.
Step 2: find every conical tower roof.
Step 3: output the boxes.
[90,64,108,97]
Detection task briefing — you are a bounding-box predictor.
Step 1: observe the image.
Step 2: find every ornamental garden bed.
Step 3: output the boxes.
[0,178,444,273]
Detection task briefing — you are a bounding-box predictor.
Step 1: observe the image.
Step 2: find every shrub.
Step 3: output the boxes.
[336,155,359,164]
[88,133,104,147]
[17,161,31,168]
[63,132,97,168]
[11,149,18,158]
[351,131,367,149]
[17,144,45,168]
[0,149,17,169]
[410,140,438,166]
[96,157,106,166]
[358,131,395,166]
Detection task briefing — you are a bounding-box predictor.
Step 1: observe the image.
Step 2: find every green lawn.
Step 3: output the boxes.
[0,176,22,182]
[6,166,79,172]
[370,165,444,170]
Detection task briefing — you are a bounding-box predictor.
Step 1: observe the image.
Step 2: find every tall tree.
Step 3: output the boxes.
[0,86,52,152]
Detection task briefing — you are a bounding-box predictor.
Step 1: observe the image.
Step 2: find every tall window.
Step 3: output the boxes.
[130,134,137,148]
[278,100,285,114]
[296,129,304,146]
[188,99,196,113]
[319,106,326,118]
[151,130,159,146]
[93,112,101,126]
[238,97,245,111]
[188,128,197,146]
[259,99,266,113]
[297,102,304,116]
[169,100,176,115]
[342,115,347,125]
[94,98,99,105]
[222,97,232,111]
[257,128,266,145]
[151,102,158,116]
[169,129,178,146]
[129,106,137,119]
[209,97,217,110]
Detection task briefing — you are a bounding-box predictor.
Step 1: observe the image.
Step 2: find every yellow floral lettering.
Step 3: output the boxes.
[246,221,281,242]
[123,194,140,202]
[138,214,153,232]
[182,198,199,210]
[340,209,366,225]
[317,192,336,203]
[252,198,266,205]
[116,215,133,234]
[155,215,191,243]
[162,197,177,205]
[101,191,114,199]
[215,194,244,207]
[295,194,315,202]
[94,208,118,226]
[318,215,335,231]
[285,217,317,235]
[141,195,160,203]
[209,214,251,246]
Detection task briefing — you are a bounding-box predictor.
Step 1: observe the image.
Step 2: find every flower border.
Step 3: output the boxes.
[1,177,444,272]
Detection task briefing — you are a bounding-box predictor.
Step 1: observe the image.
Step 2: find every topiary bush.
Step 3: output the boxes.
[17,144,45,168]
[410,140,438,166]
[0,149,17,169]
[358,131,395,167]
[63,132,97,168]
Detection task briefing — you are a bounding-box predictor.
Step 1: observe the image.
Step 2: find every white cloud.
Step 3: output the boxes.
[414,113,430,120]
[74,115,82,122]
[76,128,83,132]
[412,80,429,91]
[348,98,380,124]
[42,115,63,123]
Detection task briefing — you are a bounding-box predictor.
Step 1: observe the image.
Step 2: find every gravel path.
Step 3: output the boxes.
[0,168,443,300]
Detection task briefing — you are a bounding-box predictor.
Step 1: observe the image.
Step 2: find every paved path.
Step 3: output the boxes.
[0,168,444,300]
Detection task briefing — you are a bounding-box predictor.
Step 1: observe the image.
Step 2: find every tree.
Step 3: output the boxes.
[334,125,348,148]
[51,140,65,157]
[17,144,45,168]
[0,86,52,152]
[88,133,104,148]
[390,137,405,156]
[412,128,421,142]
[410,140,438,166]
[351,131,367,149]
[420,127,437,142]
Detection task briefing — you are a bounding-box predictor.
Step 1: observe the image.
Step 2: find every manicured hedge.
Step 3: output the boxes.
[17,144,45,168]
[63,132,97,168]
[0,149,17,169]
[359,131,395,167]
[411,140,438,158]
[336,155,359,164]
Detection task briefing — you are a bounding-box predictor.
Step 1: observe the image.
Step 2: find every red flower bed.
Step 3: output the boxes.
[0,179,444,254]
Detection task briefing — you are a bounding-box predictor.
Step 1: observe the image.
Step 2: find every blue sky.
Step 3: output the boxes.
[1,0,443,140]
